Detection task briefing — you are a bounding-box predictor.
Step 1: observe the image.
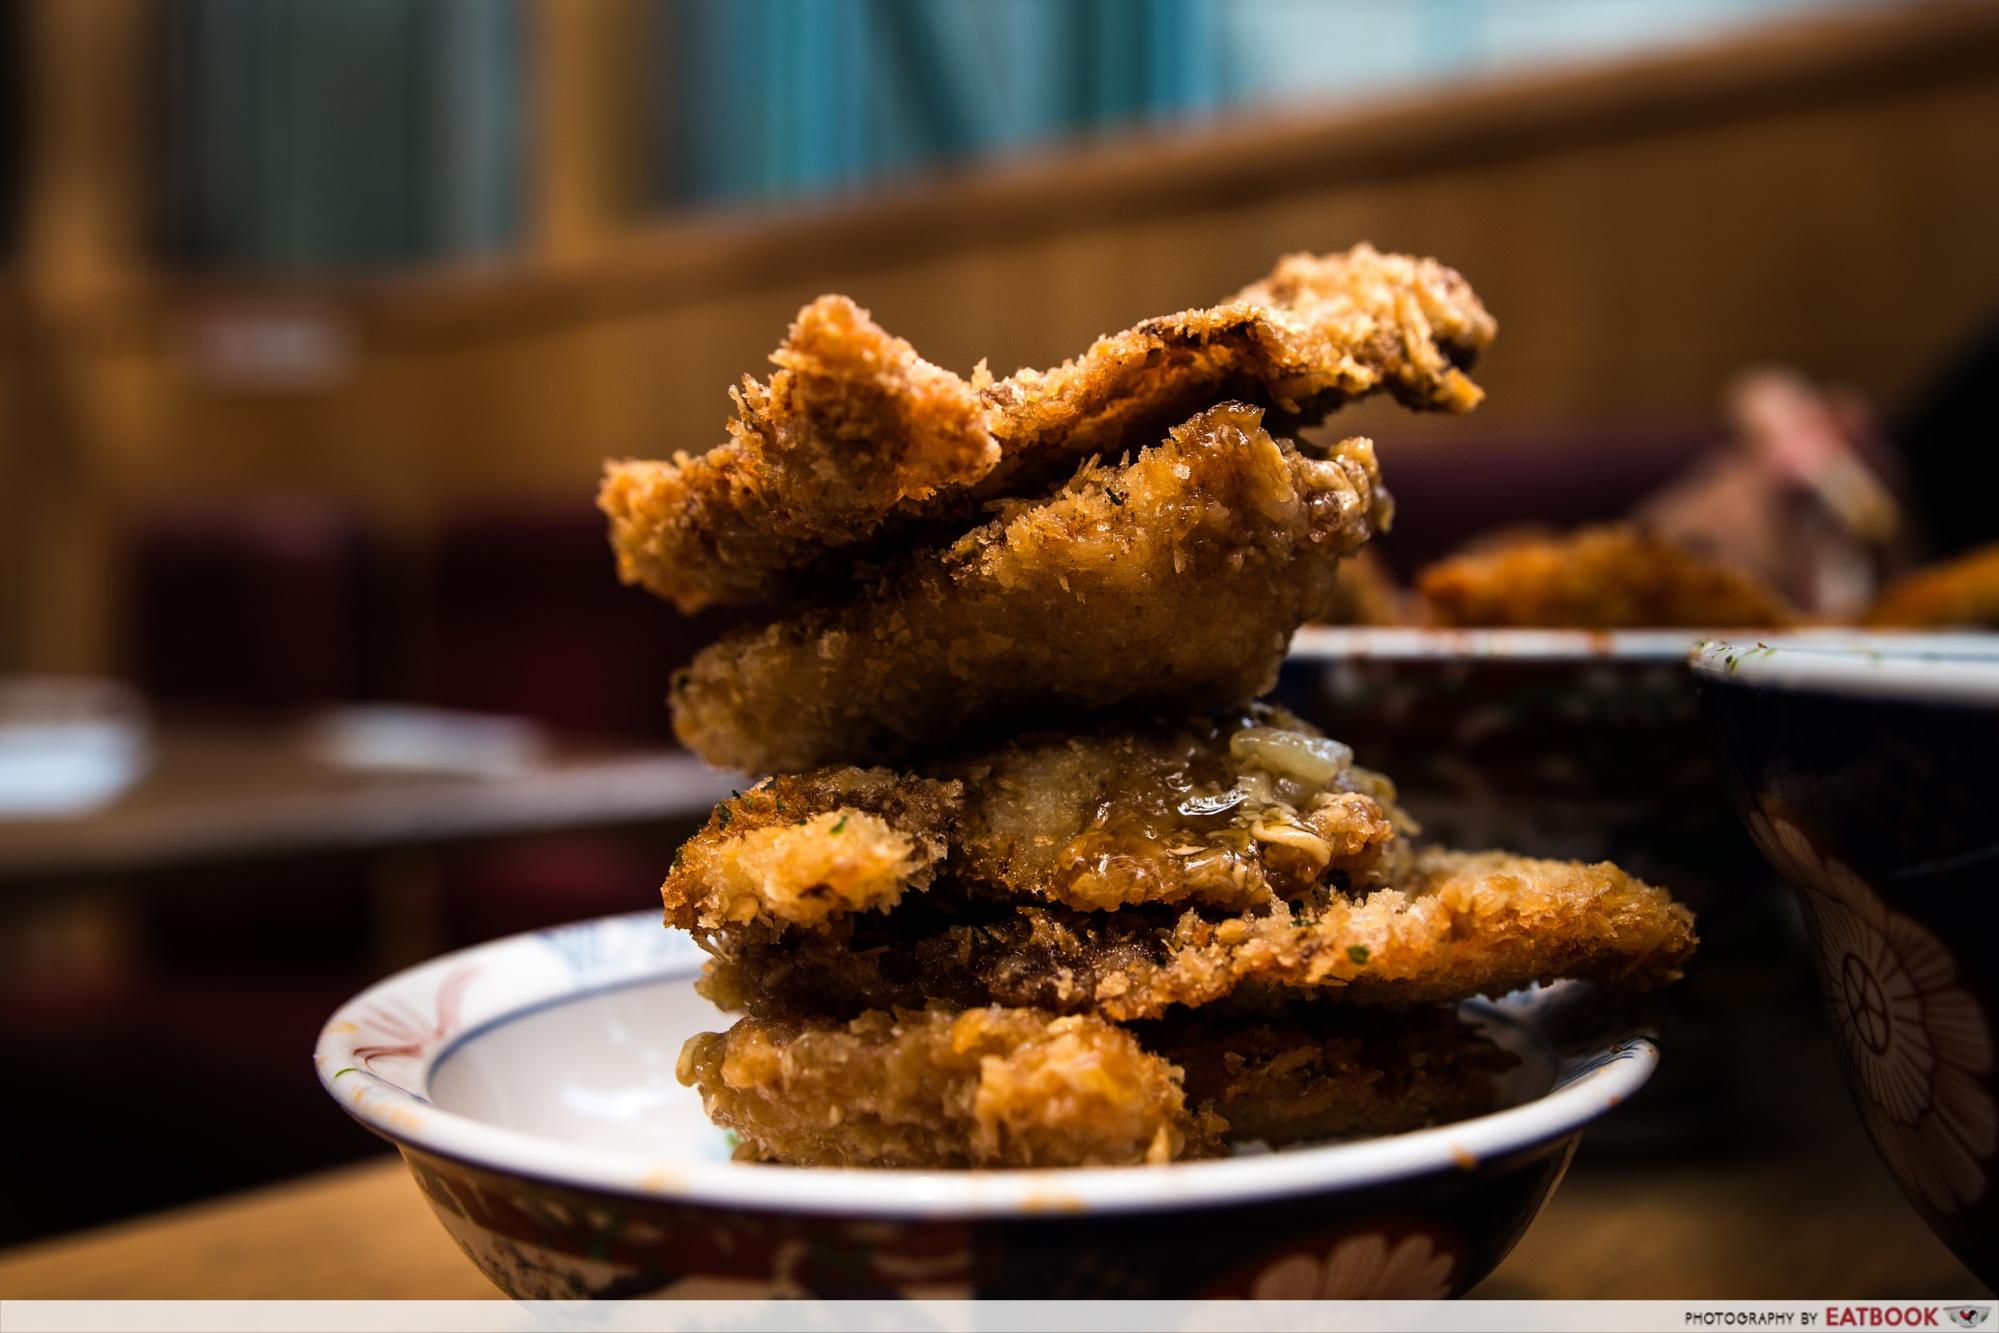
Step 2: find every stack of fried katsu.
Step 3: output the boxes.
[601,244,1697,1169]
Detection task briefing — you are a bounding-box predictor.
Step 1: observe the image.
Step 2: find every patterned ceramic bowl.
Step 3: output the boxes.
[1693,634,1999,1288]
[1278,627,1984,1155]
[1280,627,1819,868]
[316,913,1656,1299]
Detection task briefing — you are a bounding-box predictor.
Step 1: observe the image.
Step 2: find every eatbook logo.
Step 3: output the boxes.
[1946,1308,1991,1330]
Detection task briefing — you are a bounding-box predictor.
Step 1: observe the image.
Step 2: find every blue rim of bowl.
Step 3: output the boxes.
[1691,633,1999,704]
[316,911,1656,1219]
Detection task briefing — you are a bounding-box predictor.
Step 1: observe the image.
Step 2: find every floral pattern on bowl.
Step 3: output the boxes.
[1747,808,1995,1214]
[1695,634,1999,1287]
[1242,1224,1459,1299]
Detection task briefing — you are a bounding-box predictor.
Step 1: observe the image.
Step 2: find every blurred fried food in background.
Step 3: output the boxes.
[1867,541,1999,629]
[1415,523,1796,629]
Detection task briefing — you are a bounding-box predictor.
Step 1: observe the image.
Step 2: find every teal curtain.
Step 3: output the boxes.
[168,0,522,268]
[650,0,1228,208]
[159,0,1889,263]
[643,0,1888,209]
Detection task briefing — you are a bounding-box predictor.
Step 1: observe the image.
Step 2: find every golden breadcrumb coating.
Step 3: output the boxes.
[1416,524,1794,629]
[602,297,996,613]
[1142,1007,1517,1145]
[601,244,1491,611]
[672,404,1390,772]
[677,1006,1223,1168]
[977,245,1492,493]
[663,707,1413,928]
[1867,542,1999,628]
[607,243,1700,1174]
[946,705,1415,913]
[661,769,961,931]
[697,847,1697,1022]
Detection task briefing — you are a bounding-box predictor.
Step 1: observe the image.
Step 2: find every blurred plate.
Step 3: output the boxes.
[299,705,547,778]
[0,677,151,819]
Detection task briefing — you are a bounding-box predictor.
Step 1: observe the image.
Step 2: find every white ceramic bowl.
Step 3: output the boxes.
[317,912,1656,1299]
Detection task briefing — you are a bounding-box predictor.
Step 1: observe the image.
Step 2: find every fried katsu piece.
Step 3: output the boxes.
[662,706,1412,929]
[1140,1007,1517,1145]
[698,847,1697,1022]
[946,705,1414,913]
[602,245,1492,612]
[602,298,997,613]
[1416,524,1795,629]
[982,245,1492,484]
[672,403,1390,773]
[1867,541,1999,628]
[678,1006,1223,1168]
[661,769,962,931]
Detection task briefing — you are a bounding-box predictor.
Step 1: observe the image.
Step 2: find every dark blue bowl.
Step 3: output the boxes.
[1693,634,1999,1287]
[1276,627,1786,1156]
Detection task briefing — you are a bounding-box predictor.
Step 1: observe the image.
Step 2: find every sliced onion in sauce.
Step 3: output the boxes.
[1228,727,1354,787]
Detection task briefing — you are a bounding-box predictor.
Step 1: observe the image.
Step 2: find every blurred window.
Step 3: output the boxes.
[164,0,523,268]
[646,0,1899,207]
[155,0,1901,267]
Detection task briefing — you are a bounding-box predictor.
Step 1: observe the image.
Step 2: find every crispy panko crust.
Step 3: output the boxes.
[661,769,962,931]
[1140,1007,1517,1145]
[602,297,997,613]
[697,847,1697,1022]
[979,245,1492,488]
[946,705,1415,913]
[671,403,1391,773]
[678,1006,1223,1168]
[1416,524,1794,629]
[602,244,1492,612]
[663,707,1414,928]
[1867,542,1999,628]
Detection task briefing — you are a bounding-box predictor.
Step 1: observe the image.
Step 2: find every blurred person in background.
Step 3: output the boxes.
[1638,366,1901,619]
[1638,316,1999,621]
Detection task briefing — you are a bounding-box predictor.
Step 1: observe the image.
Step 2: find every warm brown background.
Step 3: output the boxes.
[7,1,1999,676]
[4,0,1999,1286]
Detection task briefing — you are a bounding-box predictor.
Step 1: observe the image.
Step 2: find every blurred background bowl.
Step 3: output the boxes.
[1692,634,1999,1288]
[1277,626,1811,1156]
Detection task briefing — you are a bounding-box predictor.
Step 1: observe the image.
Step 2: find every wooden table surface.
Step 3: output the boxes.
[1,1145,1986,1300]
